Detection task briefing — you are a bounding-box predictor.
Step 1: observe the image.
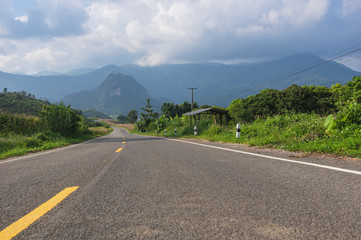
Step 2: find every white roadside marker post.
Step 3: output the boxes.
[236,123,241,138]
[194,126,197,136]
[165,129,167,136]
[174,128,177,135]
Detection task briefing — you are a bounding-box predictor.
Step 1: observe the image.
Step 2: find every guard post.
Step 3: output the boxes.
[236,123,241,138]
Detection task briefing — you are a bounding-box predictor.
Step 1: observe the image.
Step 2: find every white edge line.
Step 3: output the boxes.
[1,128,123,164]
[0,137,100,165]
[168,138,361,176]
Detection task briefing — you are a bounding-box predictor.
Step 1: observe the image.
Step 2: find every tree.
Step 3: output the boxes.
[40,102,81,136]
[3,88,7,93]
[141,98,157,125]
[179,101,194,113]
[126,110,138,123]
[161,102,177,118]
[117,115,127,123]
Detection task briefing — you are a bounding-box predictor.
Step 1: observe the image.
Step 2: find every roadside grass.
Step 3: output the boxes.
[0,126,113,160]
[133,113,361,158]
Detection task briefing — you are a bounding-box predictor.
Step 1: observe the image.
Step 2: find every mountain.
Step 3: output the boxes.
[199,53,361,106]
[0,65,127,101]
[62,73,152,115]
[33,71,62,76]
[87,54,360,106]
[64,68,96,76]
[0,53,360,108]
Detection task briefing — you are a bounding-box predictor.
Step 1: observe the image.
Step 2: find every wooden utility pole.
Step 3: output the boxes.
[187,87,198,110]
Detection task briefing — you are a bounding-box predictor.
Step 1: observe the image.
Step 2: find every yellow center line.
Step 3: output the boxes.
[0,186,79,240]
[115,148,123,152]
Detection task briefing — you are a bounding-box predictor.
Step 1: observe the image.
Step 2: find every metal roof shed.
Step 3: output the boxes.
[183,108,229,125]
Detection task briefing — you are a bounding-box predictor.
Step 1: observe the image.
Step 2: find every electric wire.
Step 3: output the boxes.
[217,45,361,100]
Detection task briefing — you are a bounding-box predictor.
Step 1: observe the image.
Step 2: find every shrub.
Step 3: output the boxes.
[25,137,42,148]
[335,102,361,128]
[0,111,40,135]
[40,103,81,136]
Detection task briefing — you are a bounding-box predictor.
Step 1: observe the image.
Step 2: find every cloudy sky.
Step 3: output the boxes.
[0,0,360,74]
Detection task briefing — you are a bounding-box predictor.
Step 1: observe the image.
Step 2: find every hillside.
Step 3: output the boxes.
[199,53,361,106]
[63,73,152,115]
[0,91,49,115]
[0,53,359,107]
[82,109,110,119]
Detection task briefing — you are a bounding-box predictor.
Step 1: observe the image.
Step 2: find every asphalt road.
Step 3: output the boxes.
[1,128,360,239]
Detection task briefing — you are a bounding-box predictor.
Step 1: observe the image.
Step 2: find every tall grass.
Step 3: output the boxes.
[0,111,40,135]
[134,113,361,158]
[0,110,113,160]
[0,128,112,160]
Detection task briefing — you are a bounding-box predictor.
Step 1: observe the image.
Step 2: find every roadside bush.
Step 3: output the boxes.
[155,114,170,132]
[335,102,361,128]
[25,136,42,148]
[135,120,147,132]
[34,130,61,141]
[0,111,40,135]
[40,103,81,136]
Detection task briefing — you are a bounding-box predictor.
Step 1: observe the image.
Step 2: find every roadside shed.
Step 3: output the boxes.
[183,107,230,125]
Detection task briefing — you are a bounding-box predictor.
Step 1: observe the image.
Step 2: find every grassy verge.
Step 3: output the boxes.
[0,126,113,160]
[132,113,361,158]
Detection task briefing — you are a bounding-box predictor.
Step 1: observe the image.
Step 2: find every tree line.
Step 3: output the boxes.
[134,75,361,133]
[229,75,361,126]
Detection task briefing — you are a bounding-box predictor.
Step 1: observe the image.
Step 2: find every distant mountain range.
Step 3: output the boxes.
[62,73,152,116]
[0,53,359,115]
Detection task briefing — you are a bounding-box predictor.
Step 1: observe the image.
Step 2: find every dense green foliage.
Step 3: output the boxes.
[117,115,127,123]
[136,99,158,131]
[0,93,105,159]
[82,108,110,119]
[117,110,138,123]
[134,75,361,158]
[161,101,197,118]
[0,111,41,135]
[228,84,337,123]
[0,91,49,115]
[126,110,138,123]
[40,103,90,136]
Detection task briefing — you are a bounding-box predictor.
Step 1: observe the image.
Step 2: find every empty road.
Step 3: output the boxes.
[1,128,360,239]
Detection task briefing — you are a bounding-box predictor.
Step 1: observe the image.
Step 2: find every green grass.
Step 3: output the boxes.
[0,127,113,160]
[133,113,361,158]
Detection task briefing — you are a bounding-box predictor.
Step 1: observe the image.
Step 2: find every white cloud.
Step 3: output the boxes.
[262,0,330,27]
[14,15,28,23]
[341,0,361,17]
[0,0,360,73]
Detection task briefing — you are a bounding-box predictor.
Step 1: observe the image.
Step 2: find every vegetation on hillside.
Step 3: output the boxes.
[0,90,50,115]
[0,92,112,159]
[228,84,336,123]
[134,75,361,158]
[82,108,110,119]
[117,110,138,124]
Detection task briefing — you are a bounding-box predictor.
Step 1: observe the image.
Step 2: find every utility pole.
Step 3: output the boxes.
[187,87,198,111]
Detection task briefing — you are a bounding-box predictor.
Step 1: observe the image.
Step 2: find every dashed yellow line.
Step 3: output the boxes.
[0,187,79,240]
[115,148,123,153]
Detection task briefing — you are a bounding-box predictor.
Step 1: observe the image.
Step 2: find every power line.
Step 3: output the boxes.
[219,45,361,100]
